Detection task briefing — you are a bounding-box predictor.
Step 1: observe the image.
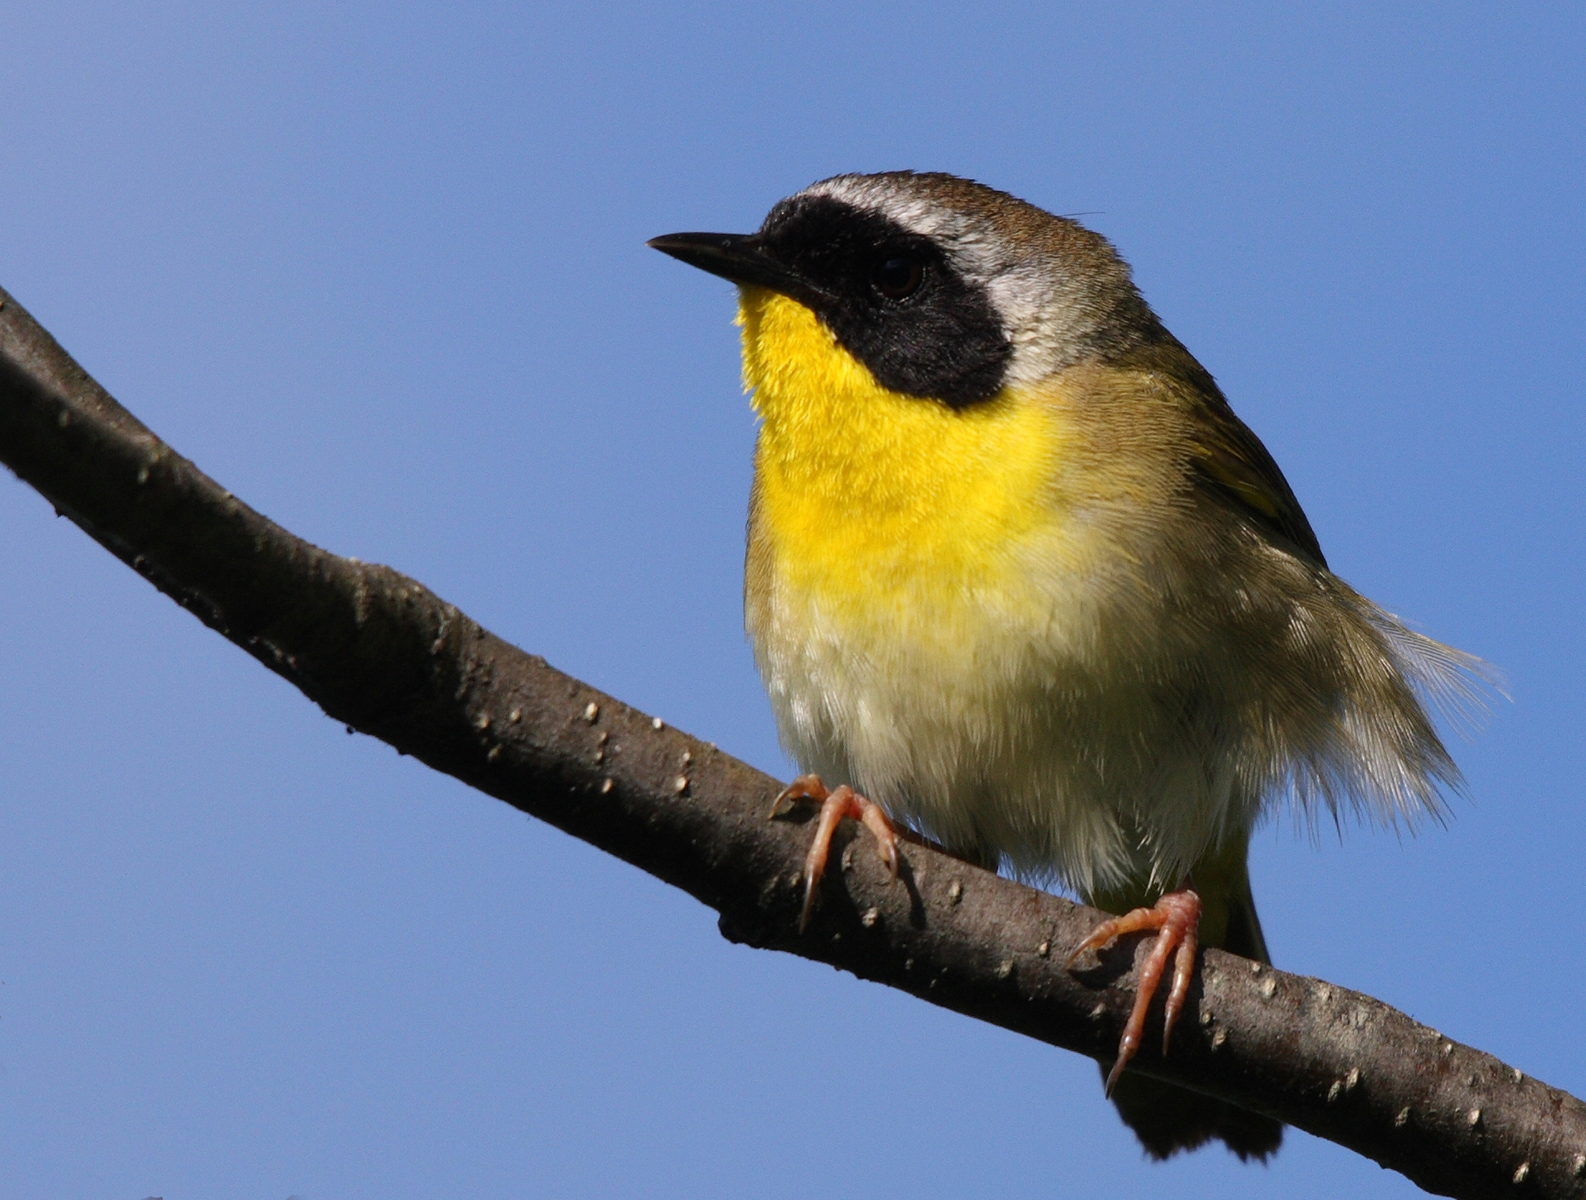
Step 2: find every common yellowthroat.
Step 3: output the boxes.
[649,172,1485,1160]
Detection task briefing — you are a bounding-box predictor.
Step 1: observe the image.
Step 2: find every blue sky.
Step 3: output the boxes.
[0,4,1581,1198]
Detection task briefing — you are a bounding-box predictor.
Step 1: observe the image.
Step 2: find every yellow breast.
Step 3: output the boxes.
[740,288,1079,636]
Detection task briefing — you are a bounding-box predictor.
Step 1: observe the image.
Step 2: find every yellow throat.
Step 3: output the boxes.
[739,287,1070,624]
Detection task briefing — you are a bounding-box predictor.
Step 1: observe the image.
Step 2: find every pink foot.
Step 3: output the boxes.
[1067,888,1202,1095]
[770,774,900,932]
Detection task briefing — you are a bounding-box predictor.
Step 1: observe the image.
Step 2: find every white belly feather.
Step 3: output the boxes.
[749,531,1255,899]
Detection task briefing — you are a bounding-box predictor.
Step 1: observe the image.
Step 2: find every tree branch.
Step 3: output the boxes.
[0,283,1580,1200]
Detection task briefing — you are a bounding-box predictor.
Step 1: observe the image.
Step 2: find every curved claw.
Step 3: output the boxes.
[769,773,829,819]
[1067,889,1203,1096]
[774,775,901,933]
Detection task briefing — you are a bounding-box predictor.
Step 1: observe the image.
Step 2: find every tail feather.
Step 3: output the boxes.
[1107,1071,1280,1162]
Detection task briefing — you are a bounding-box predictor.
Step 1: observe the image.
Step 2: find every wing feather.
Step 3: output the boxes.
[1116,342,1326,566]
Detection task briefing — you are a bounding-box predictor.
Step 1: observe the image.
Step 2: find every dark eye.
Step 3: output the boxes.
[872,255,924,300]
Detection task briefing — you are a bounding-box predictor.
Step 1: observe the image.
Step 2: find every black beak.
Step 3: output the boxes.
[646,232,829,308]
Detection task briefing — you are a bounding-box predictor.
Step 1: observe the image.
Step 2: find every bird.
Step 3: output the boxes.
[648,171,1487,1160]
